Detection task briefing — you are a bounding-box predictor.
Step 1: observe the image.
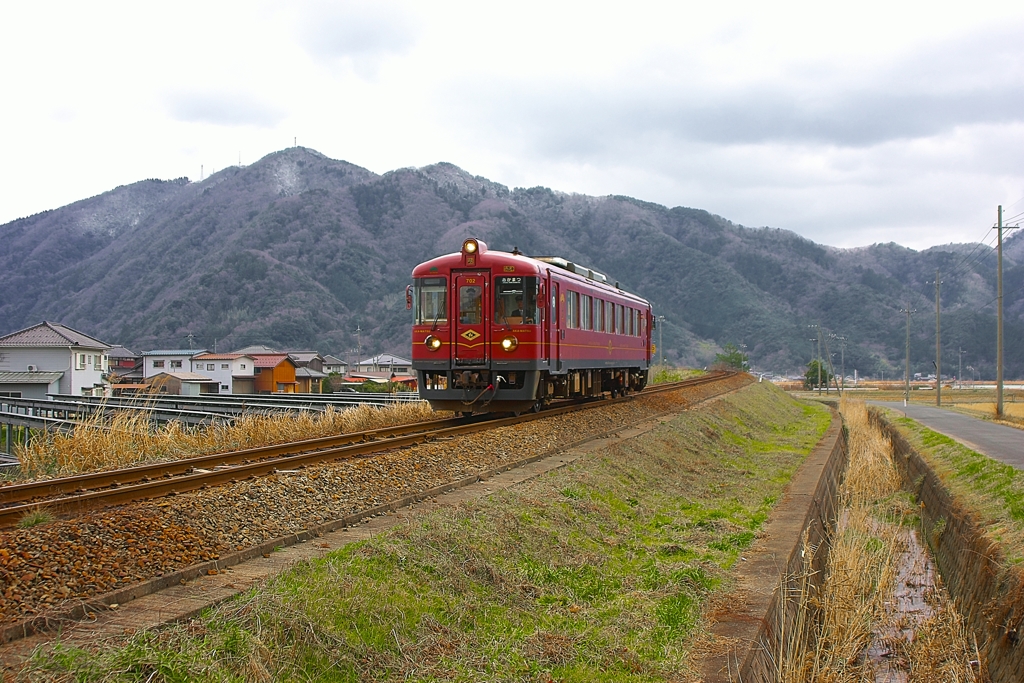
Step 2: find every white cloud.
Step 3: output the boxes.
[1,0,1024,251]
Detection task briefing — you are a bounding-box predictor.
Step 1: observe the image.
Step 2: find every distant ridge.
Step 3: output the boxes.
[0,147,1021,377]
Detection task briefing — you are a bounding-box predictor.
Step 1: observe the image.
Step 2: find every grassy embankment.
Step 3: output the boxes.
[24,382,830,682]
[781,399,978,682]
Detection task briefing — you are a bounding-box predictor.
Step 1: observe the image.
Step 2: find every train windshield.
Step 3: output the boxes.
[495,276,538,324]
[414,277,447,324]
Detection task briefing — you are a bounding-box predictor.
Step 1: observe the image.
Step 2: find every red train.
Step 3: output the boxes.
[409,238,653,414]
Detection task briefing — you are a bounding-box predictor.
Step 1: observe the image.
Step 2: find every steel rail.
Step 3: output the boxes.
[0,372,730,527]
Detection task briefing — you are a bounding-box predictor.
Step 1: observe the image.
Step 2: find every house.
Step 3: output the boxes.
[250,354,298,393]
[147,371,220,396]
[322,354,347,375]
[106,346,140,372]
[295,366,328,393]
[353,354,412,374]
[0,321,112,398]
[143,350,206,379]
[189,353,256,394]
[287,351,325,373]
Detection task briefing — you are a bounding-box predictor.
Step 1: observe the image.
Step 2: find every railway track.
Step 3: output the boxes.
[0,373,730,528]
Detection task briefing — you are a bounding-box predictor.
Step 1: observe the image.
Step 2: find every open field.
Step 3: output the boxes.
[17,382,830,682]
[790,386,1024,428]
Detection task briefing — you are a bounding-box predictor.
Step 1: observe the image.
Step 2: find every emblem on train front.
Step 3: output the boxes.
[461,330,481,341]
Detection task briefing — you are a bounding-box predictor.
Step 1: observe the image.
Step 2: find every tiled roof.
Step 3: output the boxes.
[234,345,280,354]
[0,322,112,349]
[0,371,65,384]
[322,355,347,365]
[295,367,328,378]
[288,351,323,362]
[106,345,139,358]
[357,353,412,366]
[252,354,293,367]
[192,353,249,360]
[142,349,206,356]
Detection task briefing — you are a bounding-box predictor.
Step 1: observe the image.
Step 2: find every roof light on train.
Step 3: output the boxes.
[500,335,518,352]
[462,239,478,254]
[424,335,442,351]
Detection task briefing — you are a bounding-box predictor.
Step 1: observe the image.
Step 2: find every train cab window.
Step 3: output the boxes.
[460,285,483,324]
[495,276,538,324]
[414,277,447,324]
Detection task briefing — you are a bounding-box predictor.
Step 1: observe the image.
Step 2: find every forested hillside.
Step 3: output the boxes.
[1,147,1021,377]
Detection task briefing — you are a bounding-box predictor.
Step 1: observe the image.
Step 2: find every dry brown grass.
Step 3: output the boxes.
[13,401,439,480]
[779,398,981,682]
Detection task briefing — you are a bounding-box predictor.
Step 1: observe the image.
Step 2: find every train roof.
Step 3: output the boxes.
[411,241,650,306]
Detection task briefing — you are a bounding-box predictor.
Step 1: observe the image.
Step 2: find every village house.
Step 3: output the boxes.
[189,353,256,394]
[142,349,206,379]
[0,321,112,398]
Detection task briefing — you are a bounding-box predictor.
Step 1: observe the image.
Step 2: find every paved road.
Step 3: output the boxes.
[870,402,1024,469]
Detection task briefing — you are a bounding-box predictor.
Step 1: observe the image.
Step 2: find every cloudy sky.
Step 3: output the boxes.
[3,1,1024,249]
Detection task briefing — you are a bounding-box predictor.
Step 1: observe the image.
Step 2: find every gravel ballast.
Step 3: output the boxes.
[0,376,750,626]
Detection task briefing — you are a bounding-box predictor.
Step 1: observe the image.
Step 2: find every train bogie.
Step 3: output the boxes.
[410,239,652,414]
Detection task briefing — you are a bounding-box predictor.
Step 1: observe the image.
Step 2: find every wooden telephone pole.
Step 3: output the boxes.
[935,269,942,406]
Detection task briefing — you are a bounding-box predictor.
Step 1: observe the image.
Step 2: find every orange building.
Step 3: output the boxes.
[252,354,298,393]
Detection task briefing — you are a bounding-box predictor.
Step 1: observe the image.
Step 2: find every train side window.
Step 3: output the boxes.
[581,294,592,330]
[415,277,447,324]
[495,276,537,323]
[594,298,604,332]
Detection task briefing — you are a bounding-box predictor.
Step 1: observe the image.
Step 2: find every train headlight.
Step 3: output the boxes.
[462,239,478,254]
[424,335,442,351]
[500,335,518,352]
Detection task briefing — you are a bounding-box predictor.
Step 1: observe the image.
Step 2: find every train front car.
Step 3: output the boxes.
[410,238,652,415]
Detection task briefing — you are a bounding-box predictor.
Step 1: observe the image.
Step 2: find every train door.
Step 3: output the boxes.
[542,274,551,364]
[551,282,562,371]
[454,272,489,366]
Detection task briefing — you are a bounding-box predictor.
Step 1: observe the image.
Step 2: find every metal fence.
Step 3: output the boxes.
[0,392,424,456]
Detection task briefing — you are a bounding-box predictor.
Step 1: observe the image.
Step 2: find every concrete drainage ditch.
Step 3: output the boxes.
[704,405,1021,682]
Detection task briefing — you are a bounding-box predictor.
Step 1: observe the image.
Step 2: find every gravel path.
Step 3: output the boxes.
[0,376,750,625]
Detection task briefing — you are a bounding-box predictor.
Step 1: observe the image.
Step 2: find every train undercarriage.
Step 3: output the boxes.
[417,367,649,415]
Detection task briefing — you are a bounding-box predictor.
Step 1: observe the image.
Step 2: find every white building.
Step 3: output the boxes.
[354,354,412,374]
[0,321,112,398]
[142,349,206,379]
[189,353,255,394]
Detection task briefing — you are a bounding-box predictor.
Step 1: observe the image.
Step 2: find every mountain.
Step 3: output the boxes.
[1,147,1022,378]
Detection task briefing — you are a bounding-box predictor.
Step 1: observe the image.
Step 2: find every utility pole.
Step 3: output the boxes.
[997,205,1004,418]
[817,325,823,395]
[831,334,846,394]
[658,316,665,366]
[935,269,942,407]
[958,347,966,390]
[809,324,820,394]
[901,306,915,406]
